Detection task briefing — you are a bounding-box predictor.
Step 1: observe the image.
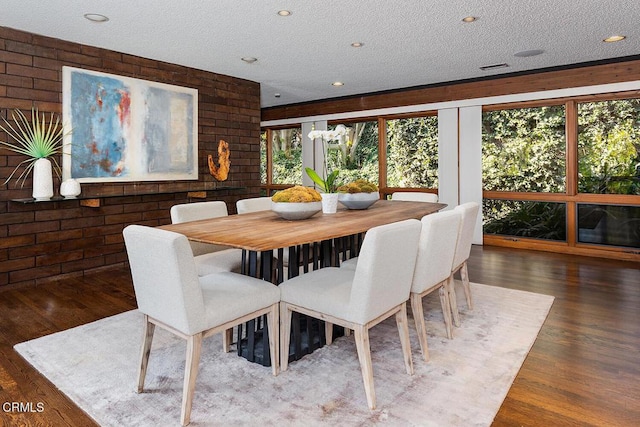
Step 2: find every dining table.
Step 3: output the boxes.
[159,199,446,366]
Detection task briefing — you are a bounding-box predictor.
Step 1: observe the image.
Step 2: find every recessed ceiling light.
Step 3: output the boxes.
[274,93,281,98]
[241,57,258,64]
[462,16,477,23]
[514,49,544,58]
[277,10,292,16]
[479,63,509,71]
[332,81,344,87]
[603,35,626,43]
[84,13,109,23]
[351,42,364,48]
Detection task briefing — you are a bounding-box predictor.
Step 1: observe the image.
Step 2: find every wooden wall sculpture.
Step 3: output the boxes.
[208,139,230,181]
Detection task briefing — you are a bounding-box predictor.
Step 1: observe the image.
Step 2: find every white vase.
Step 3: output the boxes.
[60,178,81,198]
[321,193,339,214]
[32,158,54,201]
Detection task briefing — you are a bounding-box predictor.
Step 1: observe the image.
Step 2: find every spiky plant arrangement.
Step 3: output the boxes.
[0,108,69,187]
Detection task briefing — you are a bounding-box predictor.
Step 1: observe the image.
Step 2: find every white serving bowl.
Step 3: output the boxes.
[338,192,380,210]
[271,201,322,220]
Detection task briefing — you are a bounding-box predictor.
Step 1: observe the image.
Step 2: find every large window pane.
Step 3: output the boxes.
[271,127,302,185]
[483,199,566,241]
[328,122,379,185]
[577,99,640,195]
[578,204,640,248]
[386,116,438,188]
[483,106,566,192]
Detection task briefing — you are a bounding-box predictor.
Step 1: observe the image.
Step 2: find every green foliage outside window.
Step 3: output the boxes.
[268,127,303,185]
[482,106,566,193]
[483,199,567,241]
[386,116,438,188]
[578,99,640,195]
[260,131,267,184]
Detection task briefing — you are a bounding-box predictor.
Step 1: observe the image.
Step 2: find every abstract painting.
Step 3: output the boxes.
[62,66,198,182]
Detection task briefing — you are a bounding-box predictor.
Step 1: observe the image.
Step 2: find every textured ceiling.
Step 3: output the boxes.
[1,1,639,108]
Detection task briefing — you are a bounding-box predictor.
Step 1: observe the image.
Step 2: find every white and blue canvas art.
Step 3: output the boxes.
[62,66,198,182]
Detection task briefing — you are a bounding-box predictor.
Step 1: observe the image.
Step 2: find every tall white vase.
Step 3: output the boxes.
[32,158,54,201]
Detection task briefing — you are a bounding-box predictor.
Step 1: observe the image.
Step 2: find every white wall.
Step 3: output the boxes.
[437,108,458,211]
[301,121,327,188]
[458,106,484,244]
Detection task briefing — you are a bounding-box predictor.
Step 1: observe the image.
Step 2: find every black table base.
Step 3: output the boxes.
[236,234,365,367]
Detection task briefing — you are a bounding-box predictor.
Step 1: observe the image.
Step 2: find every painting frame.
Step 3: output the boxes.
[62,66,198,183]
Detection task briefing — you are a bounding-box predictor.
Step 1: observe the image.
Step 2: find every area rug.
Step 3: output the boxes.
[15,282,553,426]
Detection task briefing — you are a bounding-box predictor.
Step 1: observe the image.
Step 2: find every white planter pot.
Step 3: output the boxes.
[321,193,339,214]
[32,158,54,201]
[60,178,81,198]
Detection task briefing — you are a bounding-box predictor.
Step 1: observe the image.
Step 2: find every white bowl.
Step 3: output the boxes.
[271,201,322,220]
[338,192,380,210]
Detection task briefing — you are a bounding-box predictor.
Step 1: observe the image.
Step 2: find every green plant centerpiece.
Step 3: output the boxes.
[337,179,380,210]
[0,107,69,200]
[271,186,323,220]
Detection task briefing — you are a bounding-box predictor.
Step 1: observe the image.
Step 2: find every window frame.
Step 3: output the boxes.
[482,91,640,258]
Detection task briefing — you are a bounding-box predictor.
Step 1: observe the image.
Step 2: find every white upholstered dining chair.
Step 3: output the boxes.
[391,191,439,202]
[170,201,243,276]
[123,225,280,426]
[449,202,480,327]
[236,196,272,214]
[409,210,461,360]
[279,219,421,410]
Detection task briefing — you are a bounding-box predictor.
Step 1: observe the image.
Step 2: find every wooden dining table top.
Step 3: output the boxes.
[159,199,446,252]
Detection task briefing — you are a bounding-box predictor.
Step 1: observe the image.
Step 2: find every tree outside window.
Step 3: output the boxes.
[327,121,379,186]
[271,127,302,185]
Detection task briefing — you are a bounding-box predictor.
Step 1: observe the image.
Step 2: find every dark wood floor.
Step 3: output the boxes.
[0,246,638,426]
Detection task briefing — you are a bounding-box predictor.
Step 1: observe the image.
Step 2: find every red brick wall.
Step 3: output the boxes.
[0,26,261,289]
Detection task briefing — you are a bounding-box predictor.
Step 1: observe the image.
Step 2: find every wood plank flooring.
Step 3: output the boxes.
[0,246,638,426]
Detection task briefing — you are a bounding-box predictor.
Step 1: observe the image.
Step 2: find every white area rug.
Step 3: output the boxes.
[15,282,553,426]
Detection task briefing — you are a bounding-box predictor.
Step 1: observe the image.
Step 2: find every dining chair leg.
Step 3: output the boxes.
[459,261,473,309]
[137,315,155,393]
[279,303,292,372]
[447,275,461,327]
[410,293,429,362]
[267,303,280,376]
[325,321,334,345]
[222,328,233,353]
[354,324,376,410]
[181,333,203,427]
[395,303,414,375]
[438,286,454,340]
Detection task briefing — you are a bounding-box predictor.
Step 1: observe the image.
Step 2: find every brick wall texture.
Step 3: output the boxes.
[0,26,262,288]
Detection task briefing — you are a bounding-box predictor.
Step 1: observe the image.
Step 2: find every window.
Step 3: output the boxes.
[577,98,640,195]
[260,131,267,184]
[263,92,640,260]
[386,115,438,188]
[483,199,566,241]
[483,106,566,192]
[482,105,567,242]
[578,204,640,247]
[271,127,302,185]
[328,121,379,186]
